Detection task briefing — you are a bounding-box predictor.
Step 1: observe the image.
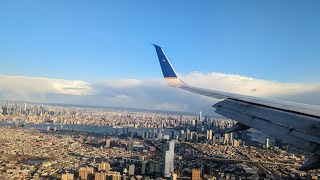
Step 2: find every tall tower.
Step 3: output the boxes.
[229,133,234,145]
[198,111,202,122]
[162,141,175,177]
[105,138,111,148]
[24,101,27,112]
[209,130,213,141]
[265,137,270,149]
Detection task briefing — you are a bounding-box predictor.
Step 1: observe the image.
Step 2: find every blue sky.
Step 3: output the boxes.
[0,1,320,82]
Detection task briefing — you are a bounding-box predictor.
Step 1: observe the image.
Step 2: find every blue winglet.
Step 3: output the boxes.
[153,44,178,78]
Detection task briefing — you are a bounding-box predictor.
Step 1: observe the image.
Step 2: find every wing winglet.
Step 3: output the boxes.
[153,44,184,87]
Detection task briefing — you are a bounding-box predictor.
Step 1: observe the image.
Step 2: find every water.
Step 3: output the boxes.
[0,122,179,137]
[22,158,46,165]
[0,122,268,143]
[249,129,274,144]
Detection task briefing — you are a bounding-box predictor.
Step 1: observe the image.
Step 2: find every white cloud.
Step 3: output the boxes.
[0,75,92,101]
[0,73,319,114]
[183,72,320,98]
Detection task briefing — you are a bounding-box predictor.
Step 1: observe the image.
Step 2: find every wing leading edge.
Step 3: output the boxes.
[153,44,320,170]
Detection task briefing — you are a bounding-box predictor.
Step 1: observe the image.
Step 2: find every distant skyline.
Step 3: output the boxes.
[0,1,319,82]
[0,1,320,112]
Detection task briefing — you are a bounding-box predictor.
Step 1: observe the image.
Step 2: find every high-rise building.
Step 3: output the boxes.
[229,133,234,145]
[162,141,175,177]
[275,138,283,149]
[141,161,147,175]
[24,101,27,112]
[198,111,202,122]
[265,138,270,149]
[286,144,291,152]
[105,138,111,148]
[79,167,94,180]
[180,130,185,141]
[107,171,121,180]
[206,130,213,141]
[171,130,175,139]
[192,169,201,180]
[233,140,240,147]
[149,161,161,176]
[61,172,74,180]
[195,133,199,142]
[123,168,128,175]
[189,131,193,141]
[186,129,190,141]
[191,119,196,126]
[127,141,133,151]
[98,162,111,172]
[223,133,229,145]
[95,171,121,180]
[129,164,135,176]
[2,105,8,116]
[95,172,106,180]
[212,135,216,144]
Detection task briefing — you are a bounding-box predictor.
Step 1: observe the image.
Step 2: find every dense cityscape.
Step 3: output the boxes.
[0,102,319,179]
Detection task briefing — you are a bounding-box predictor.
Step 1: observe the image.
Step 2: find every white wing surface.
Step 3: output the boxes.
[153,44,320,170]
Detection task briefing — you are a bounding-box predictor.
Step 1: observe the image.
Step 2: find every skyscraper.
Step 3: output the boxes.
[265,138,270,149]
[129,164,135,176]
[98,162,111,172]
[127,141,133,151]
[180,130,185,141]
[162,141,175,177]
[78,167,94,180]
[275,138,283,149]
[24,101,27,112]
[141,161,147,175]
[105,138,111,148]
[2,105,8,116]
[171,130,175,139]
[223,133,229,145]
[198,111,202,122]
[209,130,213,141]
[229,133,234,145]
[186,129,190,141]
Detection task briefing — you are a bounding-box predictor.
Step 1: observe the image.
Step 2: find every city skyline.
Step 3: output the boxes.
[0,72,320,113]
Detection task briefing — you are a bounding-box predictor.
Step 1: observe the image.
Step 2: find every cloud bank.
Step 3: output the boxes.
[0,73,320,114]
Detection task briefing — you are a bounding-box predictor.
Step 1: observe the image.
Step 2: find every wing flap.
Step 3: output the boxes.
[214,99,320,136]
[214,99,320,153]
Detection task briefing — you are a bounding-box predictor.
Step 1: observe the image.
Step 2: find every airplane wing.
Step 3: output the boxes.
[153,44,320,170]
